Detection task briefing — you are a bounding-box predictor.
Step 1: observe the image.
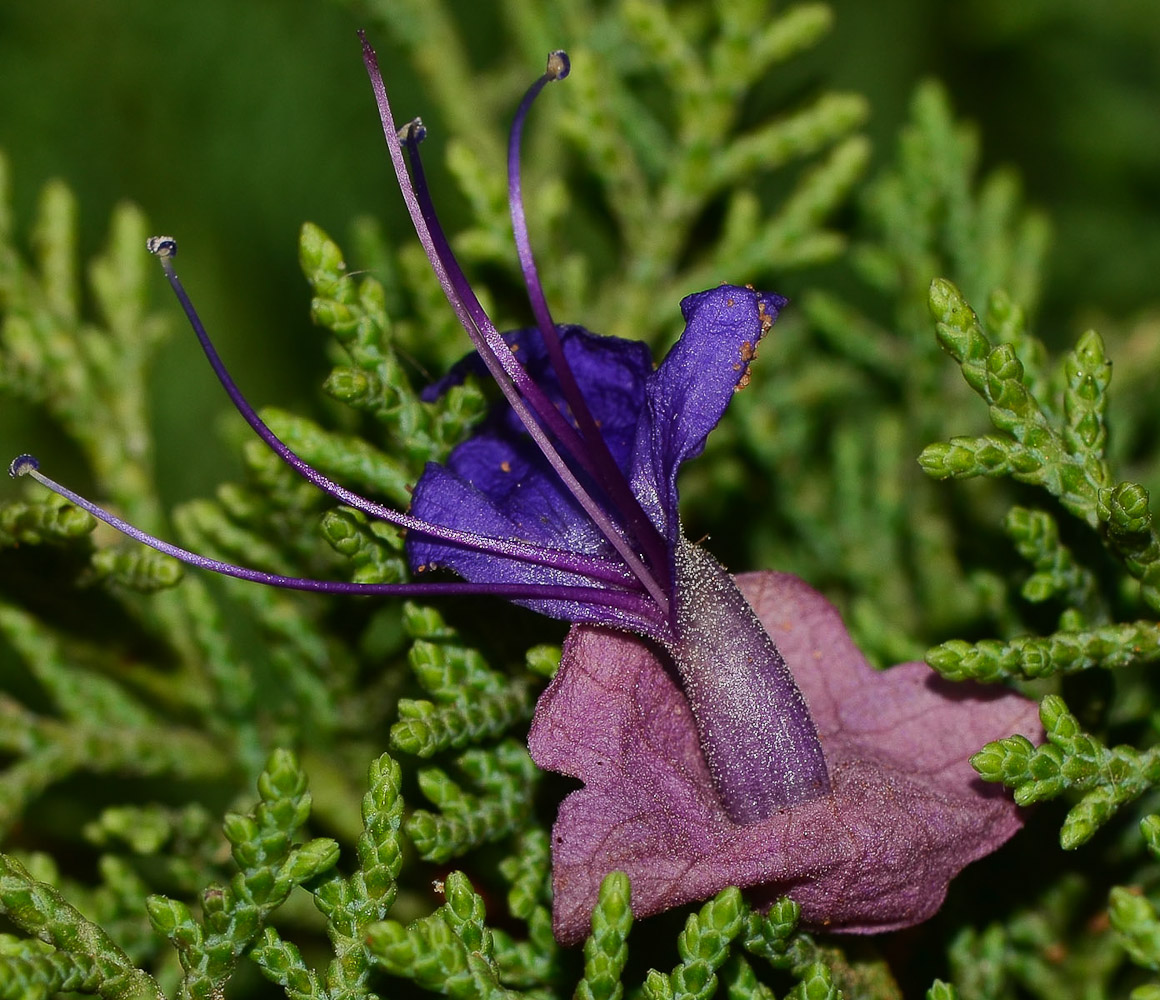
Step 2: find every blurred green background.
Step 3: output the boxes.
[1,0,1158,511]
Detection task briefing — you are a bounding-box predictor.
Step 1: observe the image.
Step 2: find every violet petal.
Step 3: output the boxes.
[422,323,653,476]
[627,286,787,545]
[529,570,1043,944]
[406,461,650,631]
[410,288,784,617]
[409,324,653,602]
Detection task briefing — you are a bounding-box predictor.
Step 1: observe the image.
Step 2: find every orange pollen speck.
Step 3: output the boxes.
[500,461,512,473]
[739,340,754,362]
[757,300,773,334]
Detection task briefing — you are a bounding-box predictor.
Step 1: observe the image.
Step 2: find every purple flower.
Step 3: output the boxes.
[8,35,1040,941]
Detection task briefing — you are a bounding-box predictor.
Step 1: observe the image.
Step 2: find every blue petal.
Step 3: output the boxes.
[410,324,654,626]
[409,287,785,625]
[408,461,647,630]
[629,286,787,545]
[414,322,652,560]
[423,323,652,475]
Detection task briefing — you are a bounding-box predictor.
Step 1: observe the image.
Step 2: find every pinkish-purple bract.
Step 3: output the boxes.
[530,571,1042,943]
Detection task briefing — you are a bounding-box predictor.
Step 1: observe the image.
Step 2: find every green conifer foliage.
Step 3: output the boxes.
[0,2,1157,997]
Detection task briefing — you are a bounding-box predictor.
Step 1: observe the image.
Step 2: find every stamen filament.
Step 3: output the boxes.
[359,32,672,620]
[145,238,636,590]
[8,455,661,622]
[507,52,672,589]
[398,122,598,485]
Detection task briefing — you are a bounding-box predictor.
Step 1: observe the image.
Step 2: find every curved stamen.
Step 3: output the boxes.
[507,51,672,589]
[397,122,597,484]
[144,237,637,590]
[8,455,662,625]
[359,33,671,620]
[395,129,671,618]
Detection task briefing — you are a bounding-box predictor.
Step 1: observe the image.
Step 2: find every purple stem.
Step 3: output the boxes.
[359,33,671,620]
[506,53,672,590]
[9,455,660,624]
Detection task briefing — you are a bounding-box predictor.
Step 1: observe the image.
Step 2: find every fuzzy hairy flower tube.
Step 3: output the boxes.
[7,35,1041,941]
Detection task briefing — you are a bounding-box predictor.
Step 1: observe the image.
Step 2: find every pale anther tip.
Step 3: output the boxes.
[147,236,178,258]
[547,50,570,81]
[397,117,427,144]
[9,454,39,478]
